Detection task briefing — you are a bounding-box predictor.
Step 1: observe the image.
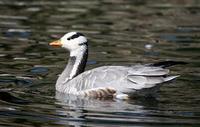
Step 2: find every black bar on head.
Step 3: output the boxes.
[67,32,84,40]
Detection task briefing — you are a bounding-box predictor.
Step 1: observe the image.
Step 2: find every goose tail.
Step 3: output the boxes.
[164,75,180,82]
[150,61,187,68]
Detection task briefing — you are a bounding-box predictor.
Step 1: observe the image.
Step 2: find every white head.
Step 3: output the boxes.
[49,32,88,51]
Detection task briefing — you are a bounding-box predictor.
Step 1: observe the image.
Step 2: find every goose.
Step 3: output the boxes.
[49,32,184,99]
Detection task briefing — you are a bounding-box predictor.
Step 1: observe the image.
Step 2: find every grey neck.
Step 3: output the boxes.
[56,45,88,86]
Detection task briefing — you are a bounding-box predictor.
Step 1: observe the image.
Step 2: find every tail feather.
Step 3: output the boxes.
[164,75,179,82]
[150,61,187,68]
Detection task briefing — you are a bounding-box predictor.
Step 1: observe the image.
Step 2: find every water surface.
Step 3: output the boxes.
[0,0,200,126]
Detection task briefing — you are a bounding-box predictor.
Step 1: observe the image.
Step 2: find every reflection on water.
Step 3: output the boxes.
[55,92,199,126]
[0,0,200,126]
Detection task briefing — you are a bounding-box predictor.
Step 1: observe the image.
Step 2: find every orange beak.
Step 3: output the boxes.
[49,40,62,47]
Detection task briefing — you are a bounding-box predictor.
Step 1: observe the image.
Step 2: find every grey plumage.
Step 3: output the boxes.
[50,32,182,99]
[56,65,178,98]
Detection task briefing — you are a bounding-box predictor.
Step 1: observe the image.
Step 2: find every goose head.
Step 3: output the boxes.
[49,32,88,52]
[49,32,88,81]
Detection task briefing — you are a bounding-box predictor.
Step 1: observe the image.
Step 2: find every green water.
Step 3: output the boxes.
[0,0,200,126]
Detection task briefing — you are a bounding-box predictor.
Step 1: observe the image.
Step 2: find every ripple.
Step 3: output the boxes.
[4,29,31,38]
[30,67,48,75]
[0,91,30,104]
[0,75,33,86]
[13,57,28,60]
[0,0,200,126]
[0,15,28,20]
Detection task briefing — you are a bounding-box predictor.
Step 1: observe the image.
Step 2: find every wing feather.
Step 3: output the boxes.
[63,65,177,97]
[128,65,169,76]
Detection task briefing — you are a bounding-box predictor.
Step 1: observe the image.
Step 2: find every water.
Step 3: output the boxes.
[0,0,200,126]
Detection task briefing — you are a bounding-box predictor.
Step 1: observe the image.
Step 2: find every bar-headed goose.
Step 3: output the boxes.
[49,32,184,99]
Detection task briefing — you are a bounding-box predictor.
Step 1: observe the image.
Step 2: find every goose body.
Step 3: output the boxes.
[50,32,182,99]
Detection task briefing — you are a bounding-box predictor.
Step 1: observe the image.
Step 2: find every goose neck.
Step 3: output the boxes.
[67,46,88,79]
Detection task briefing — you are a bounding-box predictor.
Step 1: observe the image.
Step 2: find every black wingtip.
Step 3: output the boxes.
[150,61,187,68]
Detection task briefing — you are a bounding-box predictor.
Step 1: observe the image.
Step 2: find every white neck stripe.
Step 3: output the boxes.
[69,46,87,79]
